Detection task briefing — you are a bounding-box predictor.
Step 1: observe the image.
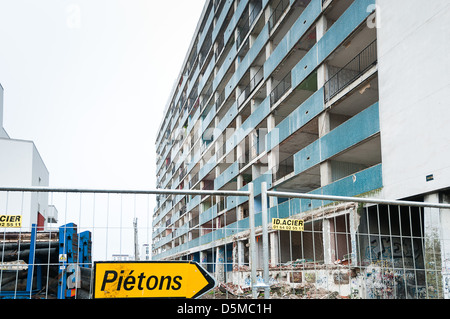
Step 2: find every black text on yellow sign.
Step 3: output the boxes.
[272,218,304,231]
[0,215,22,228]
[93,261,216,299]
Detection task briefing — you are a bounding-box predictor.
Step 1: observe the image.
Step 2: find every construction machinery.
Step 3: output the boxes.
[0,223,92,299]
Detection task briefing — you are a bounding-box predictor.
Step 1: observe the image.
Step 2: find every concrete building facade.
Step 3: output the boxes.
[153,0,450,298]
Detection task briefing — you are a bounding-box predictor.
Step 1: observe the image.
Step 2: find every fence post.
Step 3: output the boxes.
[248,183,258,299]
[26,224,38,298]
[261,182,270,299]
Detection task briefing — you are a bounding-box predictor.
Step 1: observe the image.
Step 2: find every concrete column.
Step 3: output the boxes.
[316,15,328,88]
[252,164,261,180]
[236,115,243,166]
[323,218,333,264]
[316,15,328,41]
[349,207,360,267]
[200,250,207,265]
[269,232,279,267]
[264,5,272,24]
[238,240,245,267]
[249,34,256,47]
[249,130,257,160]
[216,246,225,282]
[319,111,332,186]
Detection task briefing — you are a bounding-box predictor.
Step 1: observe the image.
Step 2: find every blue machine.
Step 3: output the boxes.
[0,223,92,299]
[57,223,92,299]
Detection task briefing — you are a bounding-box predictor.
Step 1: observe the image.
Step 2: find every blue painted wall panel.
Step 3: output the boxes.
[294,138,320,174]
[264,0,321,78]
[321,102,379,160]
[266,87,324,151]
[294,102,379,176]
[317,0,375,62]
[291,44,318,89]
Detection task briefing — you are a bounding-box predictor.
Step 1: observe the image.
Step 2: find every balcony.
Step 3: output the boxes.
[273,155,294,181]
[189,172,200,189]
[268,0,290,33]
[236,0,263,49]
[270,71,291,106]
[324,40,377,102]
[237,66,264,106]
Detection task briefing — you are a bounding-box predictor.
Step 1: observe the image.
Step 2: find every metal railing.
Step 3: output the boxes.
[0,186,254,300]
[3,184,450,300]
[236,2,263,50]
[324,39,377,102]
[270,71,291,106]
[237,66,264,106]
[255,183,450,299]
[272,155,294,181]
[268,0,290,32]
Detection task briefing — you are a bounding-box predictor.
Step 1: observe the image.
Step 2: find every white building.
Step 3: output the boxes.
[0,83,55,231]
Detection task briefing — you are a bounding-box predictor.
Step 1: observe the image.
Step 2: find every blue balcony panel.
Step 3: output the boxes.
[294,102,379,175]
[213,0,234,41]
[291,44,318,89]
[197,8,215,54]
[264,0,321,79]
[199,156,217,182]
[321,102,379,160]
[201,104,216,133]
[266,87,324,151]
[291,0,375,90]
[235,95,271,145]
[153,164,381,260]
[317,0,376,62]
[223,0,250,46]
[268,163,382,221]
[213,41,237,92]
[198,55,216,94]
[224,23,269,99]
[214,161,240,190]
[305,163,383,210]
[200,204,218,225]
[187,195,201,213]
[215,101,238,137]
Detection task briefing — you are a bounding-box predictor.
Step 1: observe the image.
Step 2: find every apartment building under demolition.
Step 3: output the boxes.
[153,0,450,298]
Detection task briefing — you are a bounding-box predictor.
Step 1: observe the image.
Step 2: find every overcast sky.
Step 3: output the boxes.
[0,0,205,191]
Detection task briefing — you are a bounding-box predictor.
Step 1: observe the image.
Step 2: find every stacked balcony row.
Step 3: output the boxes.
[153,0,380,258]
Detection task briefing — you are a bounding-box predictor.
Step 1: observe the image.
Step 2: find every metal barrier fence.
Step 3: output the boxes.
[1,184,450,299]
[0,186,252,299]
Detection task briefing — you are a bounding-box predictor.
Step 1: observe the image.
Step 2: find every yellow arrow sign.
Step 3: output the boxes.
[93,261,216,299]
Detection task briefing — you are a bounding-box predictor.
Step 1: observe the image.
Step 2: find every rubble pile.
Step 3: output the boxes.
[202,282,344,299]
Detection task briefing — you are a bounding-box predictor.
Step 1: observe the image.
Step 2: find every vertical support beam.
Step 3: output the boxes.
[322,218,333,264]
[261,182,270,298]
[270,232,279,267]
[238,240,245,267]
[248,182,257,298]
[349,207,359,268]
[215,246,225,283]
[318,112,332,186]
[26,224,37,298]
